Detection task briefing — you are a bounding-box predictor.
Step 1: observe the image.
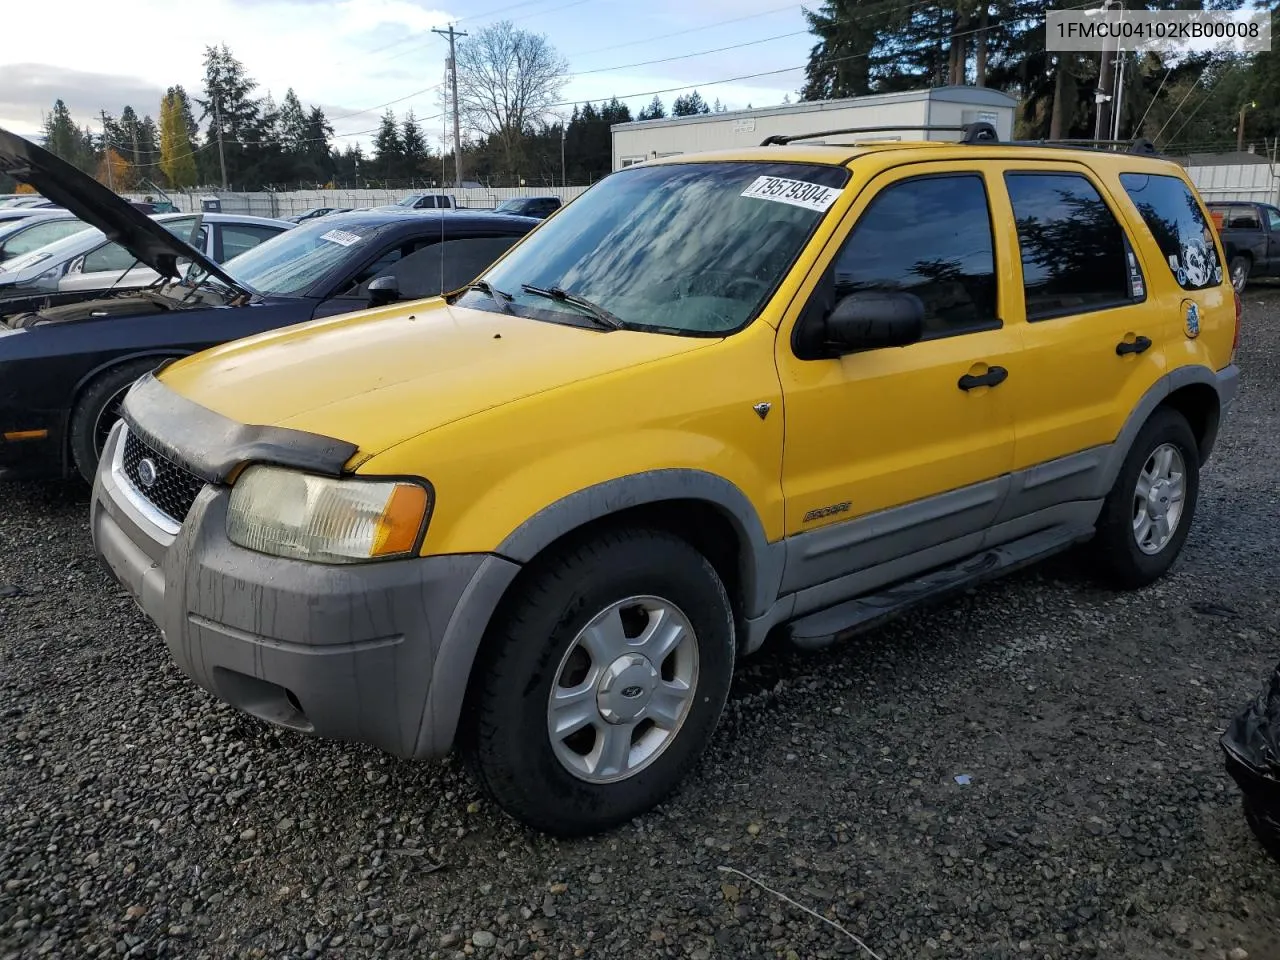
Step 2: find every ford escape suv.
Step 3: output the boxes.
[90,124,1240,837]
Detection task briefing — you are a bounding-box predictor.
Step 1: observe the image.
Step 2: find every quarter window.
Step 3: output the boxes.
[832,173,998,338]
[1005,172,1137,320]
[1119,172,1223,291]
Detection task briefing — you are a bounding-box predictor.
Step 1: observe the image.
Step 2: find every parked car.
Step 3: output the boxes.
[287,206,353,224]
[0,211,294,302]
[493,196,562,219]
[1207,200,1280,292]
[0,212,87,264]
[0,205,70,225]
[0,196,54,209]
[0,124,541,483]
[389,193,454,210]
[88,126,1239,836]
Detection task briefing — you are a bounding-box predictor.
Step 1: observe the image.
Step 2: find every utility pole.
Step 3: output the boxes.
[433,24,468,190]
[1093,0,1119,141]
[214,94,228,190]
[561,124,566,188]
[1238,101,1258,152]
[100,110,115,193]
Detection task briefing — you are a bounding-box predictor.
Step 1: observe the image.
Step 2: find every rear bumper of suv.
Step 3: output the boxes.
[90,422,521,760]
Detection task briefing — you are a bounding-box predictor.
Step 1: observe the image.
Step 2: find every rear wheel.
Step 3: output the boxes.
[462,528,735,836]
[1090,408,1200,590]
[68,358,171,484]
[1230,255,1251,294]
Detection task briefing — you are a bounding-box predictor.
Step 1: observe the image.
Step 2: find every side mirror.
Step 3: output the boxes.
[67,256,85,275]
[823,291,925,353]
[367,275,400,308]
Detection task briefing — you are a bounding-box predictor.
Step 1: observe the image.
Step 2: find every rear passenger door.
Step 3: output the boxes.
[990,163,1163,498]
[1263,205,1280,275]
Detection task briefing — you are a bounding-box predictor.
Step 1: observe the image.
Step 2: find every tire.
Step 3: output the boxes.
[68,357,171,484]
[1091,407,1200,590]
[1230,255,1251,294]
[1243,795,1280,863]
[462,527,735,837]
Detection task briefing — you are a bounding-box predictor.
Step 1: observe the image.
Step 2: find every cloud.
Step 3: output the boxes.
[0,64,165,136]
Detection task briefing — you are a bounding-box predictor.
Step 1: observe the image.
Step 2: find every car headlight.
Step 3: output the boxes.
[226,465,431,563]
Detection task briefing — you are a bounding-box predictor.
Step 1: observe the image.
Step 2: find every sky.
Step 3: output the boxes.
[2,0,818,153]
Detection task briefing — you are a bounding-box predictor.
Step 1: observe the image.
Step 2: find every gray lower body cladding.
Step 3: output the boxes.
[90,422,519,760]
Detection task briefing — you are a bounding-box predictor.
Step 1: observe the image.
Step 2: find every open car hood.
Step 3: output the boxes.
[0,125,242,291]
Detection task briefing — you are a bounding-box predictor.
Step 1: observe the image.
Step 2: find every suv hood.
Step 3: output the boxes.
[0,126,241,290]
[156,298,716,459]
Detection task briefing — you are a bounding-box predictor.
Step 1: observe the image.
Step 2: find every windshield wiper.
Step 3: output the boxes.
[466,278,515,311]
[521,283,624,330]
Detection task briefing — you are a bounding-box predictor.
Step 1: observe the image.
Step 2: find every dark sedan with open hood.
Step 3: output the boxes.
[0,126,541,483]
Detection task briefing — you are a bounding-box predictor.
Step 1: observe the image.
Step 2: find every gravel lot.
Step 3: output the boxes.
[3,292,1280,960]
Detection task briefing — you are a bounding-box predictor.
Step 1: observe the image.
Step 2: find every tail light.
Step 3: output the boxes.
[1232,289,1242,360]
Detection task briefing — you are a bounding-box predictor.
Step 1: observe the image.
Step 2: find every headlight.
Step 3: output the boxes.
[226,465,431,563]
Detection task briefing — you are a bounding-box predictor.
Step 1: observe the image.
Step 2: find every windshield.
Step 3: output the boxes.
[493,199,522,213]
[219,217,383,296]
[396,195,423,207]
[467,161,850,335]
[0,225,99,274]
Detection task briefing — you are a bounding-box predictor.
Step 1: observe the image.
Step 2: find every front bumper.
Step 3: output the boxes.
[90,422,521,759]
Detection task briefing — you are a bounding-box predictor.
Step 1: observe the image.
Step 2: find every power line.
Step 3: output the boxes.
[1165,61,1244,147]
[1153,68,1207,144]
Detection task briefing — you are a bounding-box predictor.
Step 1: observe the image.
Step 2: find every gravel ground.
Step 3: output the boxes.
[3,291,1280,960]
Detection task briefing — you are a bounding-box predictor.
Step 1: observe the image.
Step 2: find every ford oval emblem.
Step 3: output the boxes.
[621,685,645,699]
[136,457,158,488]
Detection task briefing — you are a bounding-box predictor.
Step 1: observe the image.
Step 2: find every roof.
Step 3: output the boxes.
[316,209,539,230]
[155,212,295,227]
[634,139,1189,175]
[612,85,1019,133]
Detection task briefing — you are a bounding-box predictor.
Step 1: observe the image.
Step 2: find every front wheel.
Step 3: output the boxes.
[1090,408,1200,590]
[462,528,735,836]
[68,357,171,484]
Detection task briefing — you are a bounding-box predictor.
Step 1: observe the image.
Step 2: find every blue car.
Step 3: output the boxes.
[0,126,540,483]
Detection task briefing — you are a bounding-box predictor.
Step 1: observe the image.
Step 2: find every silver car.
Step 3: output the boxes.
[0,212,86,264]
[0,212,295,298]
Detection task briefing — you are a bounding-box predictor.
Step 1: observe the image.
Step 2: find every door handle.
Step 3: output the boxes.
[1116,335,1152,356]
[958,366,1008,391]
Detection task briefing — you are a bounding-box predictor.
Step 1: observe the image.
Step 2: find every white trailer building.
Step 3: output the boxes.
[611,86,1020,172]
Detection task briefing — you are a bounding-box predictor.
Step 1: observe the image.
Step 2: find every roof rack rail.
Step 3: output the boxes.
[1001,136,1160,156]
[760,121,999,147]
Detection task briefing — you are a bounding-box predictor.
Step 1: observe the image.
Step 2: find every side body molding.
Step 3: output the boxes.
[495,469,786,628]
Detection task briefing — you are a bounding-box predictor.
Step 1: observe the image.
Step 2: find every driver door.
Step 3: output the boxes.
[775,163,1022,591]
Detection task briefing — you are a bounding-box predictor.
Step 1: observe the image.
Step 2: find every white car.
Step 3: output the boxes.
[0,212,295,299]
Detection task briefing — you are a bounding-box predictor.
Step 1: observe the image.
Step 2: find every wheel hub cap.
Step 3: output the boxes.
[596,653,659,724]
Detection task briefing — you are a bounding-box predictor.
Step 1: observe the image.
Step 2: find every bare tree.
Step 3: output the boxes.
[456,20,569,178]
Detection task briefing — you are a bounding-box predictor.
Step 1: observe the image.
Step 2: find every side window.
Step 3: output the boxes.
[832,173,998,338]
[220,224,282,261]
[1265,206,1280,232]
[1230,205,1260,229]
[3,220,84,256]
[1118,172,1223,291]
[82,241,140,274]
[1005,172,1136,320]
[385,235,523,299]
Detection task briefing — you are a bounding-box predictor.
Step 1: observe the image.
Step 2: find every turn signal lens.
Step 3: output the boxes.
[226,465,431,564]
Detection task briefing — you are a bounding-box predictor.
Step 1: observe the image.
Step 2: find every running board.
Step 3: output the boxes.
[785,525,1094,651]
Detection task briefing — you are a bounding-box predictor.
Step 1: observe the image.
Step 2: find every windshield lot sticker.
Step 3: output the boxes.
[741,176,841,212]
[320,229,362,247]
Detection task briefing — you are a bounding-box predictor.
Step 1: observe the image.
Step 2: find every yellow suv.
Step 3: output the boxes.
[90,125,1240,836]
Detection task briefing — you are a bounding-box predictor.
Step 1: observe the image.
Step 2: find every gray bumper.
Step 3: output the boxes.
[90,422,520,760]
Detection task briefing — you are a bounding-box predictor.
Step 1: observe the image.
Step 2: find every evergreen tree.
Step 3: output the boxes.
[372,109,403,181]
[637,96,666,120]
[194,44,265,188]
[41,99,86,168]
[402,111,429,179]
[303,107,336,184]
[671,91,710,116]
[279,88,308,154]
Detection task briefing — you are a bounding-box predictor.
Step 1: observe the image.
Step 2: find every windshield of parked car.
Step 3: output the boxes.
[493,199,523,213]
[464,161,850,335]
[396,195,423,207]
[218,217,383,296]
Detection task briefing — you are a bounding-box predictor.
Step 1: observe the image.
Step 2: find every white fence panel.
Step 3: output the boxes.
[123,185,593,218]
[1186,164,1279,204]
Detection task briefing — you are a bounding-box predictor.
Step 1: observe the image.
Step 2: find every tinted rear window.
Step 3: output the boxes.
[1120,173,1223,290]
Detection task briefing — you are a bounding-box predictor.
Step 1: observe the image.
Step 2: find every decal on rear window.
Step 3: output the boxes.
[740,175,841,212]
[320,229,362,247]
